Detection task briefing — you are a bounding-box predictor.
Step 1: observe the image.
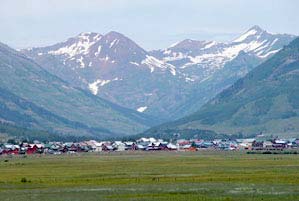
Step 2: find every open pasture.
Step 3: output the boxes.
[0,151,299,201]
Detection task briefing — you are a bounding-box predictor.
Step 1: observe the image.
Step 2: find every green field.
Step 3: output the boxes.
[0,151,299,201]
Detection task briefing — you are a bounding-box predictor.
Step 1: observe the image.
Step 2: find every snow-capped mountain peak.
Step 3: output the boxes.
[233,25,265,43]
[90,31,148,62]
[231,25,295,58]
[47,32,102,58]
[249,25,264,32]
[105,31,127,40]
[149,25,295,83]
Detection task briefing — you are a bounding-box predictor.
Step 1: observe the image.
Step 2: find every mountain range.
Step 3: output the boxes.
[23,26,295,120]
[0,25,298,140]
[0,43,158,139]
[144,37,299,138]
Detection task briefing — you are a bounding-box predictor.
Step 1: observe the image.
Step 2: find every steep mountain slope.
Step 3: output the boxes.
[146,37,299,138]
[150,26,295,118]
[0,42,157,138]
[23,31,181,118]
[170,51,262,118]
[0,122,75,142]
[23,26,295,119]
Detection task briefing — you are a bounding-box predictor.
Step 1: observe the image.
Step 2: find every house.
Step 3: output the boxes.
[263,141,273,149]
[177,139,190,146]
[182,144,192,150]
[213,139,222,145]
[217,140,237,150]
[113,141,126,151]
[288,138,299,148]
[63,142,78,152]
[101,142,114,151]
[137,137,157,143]
[2,144,20,155]
[252,140,264,150]
[202,141,214,148]
[77,142,91,152]
[272,139,287,150]
[193,140,213,149]
[44,142,63,154]
[124,142,137,150]
[85,140,102,152]
[136,144,146,150]
[27,143,44,154]
[146,142,163,151]
[26,144,38,154]
[166,143,177,150]
[236,139,255,150]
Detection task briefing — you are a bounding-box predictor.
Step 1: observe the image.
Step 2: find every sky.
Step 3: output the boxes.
[0,0,299,50]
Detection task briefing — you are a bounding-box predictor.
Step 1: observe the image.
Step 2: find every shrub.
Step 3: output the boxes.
[21,177,27,183]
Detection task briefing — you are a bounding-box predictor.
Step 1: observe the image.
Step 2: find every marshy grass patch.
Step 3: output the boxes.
[0,151,298,200]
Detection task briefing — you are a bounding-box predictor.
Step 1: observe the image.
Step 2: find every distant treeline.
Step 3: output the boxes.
[122,129,253,142]
[0,123,255,143]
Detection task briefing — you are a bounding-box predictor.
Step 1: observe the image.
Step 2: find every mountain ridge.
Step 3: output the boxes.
[0,42,159,139]
[144,37,299,138]
[22,26,296,120]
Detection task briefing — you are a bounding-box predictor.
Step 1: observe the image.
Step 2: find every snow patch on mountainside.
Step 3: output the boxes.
[169,41,180,48]
[88,77,121,95]
[187,42,258,64]
[185,77,195,82]
[130,62,140,66]
[137,106,147,112]
[142,55,176,75]
[233,29,258,43]
[95,46,102,56]
[203,41,217,49]
[48,33,102,59]
[258,49,280,58]
[77,56,85,68]
[109,39,119,48]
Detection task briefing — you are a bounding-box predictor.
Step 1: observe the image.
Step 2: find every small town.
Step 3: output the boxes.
[1,136,299,155]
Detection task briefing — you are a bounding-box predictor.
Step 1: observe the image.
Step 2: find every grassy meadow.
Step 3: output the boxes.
[0,151,299,200]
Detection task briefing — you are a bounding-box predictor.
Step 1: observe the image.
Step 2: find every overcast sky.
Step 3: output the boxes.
[1,0,298,50]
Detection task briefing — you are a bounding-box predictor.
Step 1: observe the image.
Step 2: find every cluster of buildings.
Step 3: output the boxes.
[1,137,299,155]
